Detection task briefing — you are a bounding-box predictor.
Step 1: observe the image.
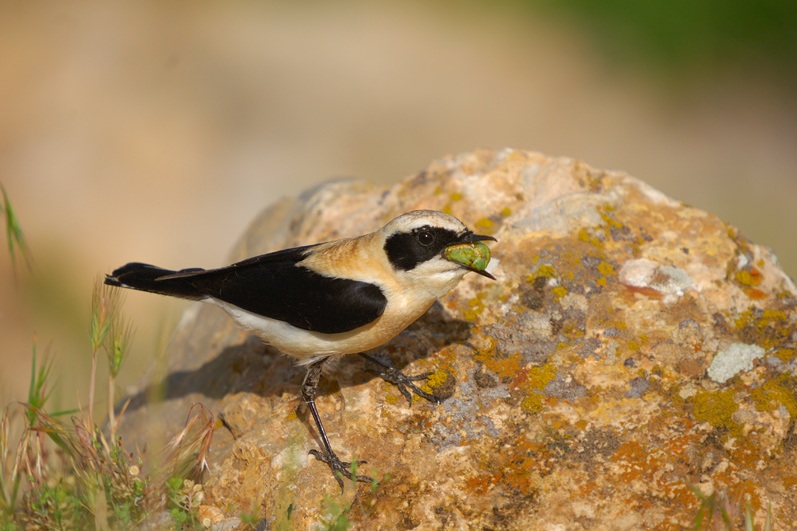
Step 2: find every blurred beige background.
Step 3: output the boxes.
[1,2,795,413]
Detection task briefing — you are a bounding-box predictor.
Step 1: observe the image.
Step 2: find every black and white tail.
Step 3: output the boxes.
[105,262,207,300]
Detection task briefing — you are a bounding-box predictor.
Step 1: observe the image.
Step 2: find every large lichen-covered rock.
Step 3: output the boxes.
[117,149,797,529]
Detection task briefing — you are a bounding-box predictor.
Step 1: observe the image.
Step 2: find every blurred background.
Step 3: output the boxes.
[1,1,796,414]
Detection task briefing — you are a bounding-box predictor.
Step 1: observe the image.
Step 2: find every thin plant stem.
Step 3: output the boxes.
[108,374,116,439]
[87,349,98,430]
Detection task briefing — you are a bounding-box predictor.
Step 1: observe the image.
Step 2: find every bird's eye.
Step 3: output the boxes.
[417,230,434,246]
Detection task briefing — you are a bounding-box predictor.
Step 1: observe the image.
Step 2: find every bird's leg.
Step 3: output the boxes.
[302,358,372,490]
[360,353,441,407]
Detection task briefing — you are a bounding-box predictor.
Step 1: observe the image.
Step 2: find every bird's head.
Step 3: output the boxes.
[380,210,496,296]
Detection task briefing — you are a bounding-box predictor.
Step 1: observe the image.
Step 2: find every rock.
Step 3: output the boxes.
[116,149,797,529]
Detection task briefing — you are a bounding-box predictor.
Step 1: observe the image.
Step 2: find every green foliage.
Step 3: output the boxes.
[88,279,134,435]
[689,483,772,531]
[0,275,213,527]
[23,478,86,529]
[25,342,52,429]
[0,185,32,281]
[166,477,204,528]
[521,0,797,80]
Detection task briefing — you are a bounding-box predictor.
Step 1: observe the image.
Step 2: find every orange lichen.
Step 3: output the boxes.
[660,429,700,461]
[611,440,648,482]
[473,338,522,381]
[465,473,501,495]
[503,457,537,493]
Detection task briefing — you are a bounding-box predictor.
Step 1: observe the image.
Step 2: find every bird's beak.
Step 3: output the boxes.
[444,232,497,280]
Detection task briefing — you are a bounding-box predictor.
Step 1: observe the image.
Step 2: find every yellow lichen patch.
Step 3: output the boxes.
[384,393,399,406]
[774,349,795,362]
[551,286,568,299]
[525,263,557,286]
[598,203,624,230]
[691,388,740,435]
[597,260,615,277]
[527,363,558,390]
[426,369,449,390]
[449,192,463,202]
[735,268,763,287]
[475,217,494,231]
[535,264,556,278]
[750,373,797,417]
[521,393,544,414]
[578,228,603,247]
[734,308,792,350]
[519,363,558,414]
[463,292,487,322]
[500,206,512,217]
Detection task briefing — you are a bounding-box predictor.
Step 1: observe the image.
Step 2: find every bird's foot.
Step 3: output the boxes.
[360,353,441,406]
[309,449,372,491]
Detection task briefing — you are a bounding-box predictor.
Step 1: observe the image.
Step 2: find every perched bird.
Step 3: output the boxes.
[106,210,496,487]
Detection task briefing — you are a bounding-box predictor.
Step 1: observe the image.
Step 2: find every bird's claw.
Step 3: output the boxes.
[309,449,372,490]
[362,354,441,406]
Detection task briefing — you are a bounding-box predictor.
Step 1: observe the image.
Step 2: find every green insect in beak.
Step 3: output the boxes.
[444,240,495,280]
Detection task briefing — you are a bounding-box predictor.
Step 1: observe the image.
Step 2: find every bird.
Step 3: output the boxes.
[105,209,496,488]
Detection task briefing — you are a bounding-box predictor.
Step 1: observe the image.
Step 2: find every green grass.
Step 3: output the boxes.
[688,483,772,531]
[0,187,214,528]
[0,282,215,529]
[1,184,31,282]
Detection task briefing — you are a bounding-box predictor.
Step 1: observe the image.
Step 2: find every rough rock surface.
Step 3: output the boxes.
[117,149,797,529]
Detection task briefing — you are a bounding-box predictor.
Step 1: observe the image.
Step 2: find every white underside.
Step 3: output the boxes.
[211,300,402,365]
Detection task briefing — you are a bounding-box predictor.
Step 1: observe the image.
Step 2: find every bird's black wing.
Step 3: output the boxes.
[109,244,387,334]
